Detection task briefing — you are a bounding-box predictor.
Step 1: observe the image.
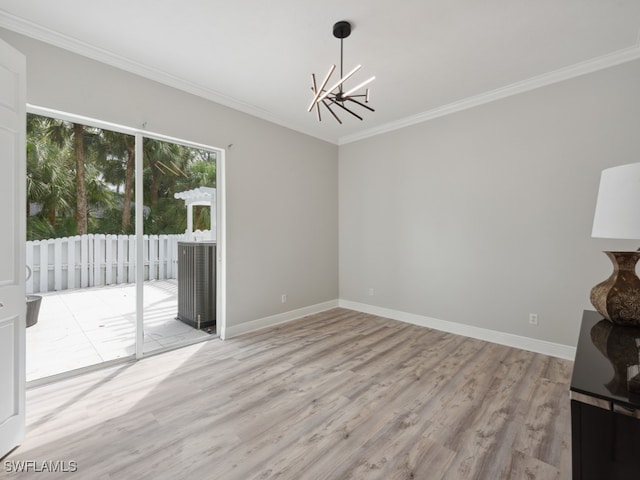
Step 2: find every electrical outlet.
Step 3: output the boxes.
[368,288,374,296]
[529,313,538,325]
[281,294,287,304]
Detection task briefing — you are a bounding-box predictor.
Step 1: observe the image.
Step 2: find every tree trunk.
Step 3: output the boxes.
[121,145,135,232]
[73,123,88,235]
[47,207,56,227]
[150,161,159,208]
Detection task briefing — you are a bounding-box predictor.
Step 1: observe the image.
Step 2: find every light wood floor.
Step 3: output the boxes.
[6,308,573,479]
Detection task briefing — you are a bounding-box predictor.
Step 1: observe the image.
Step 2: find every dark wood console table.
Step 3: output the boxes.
[570,310,640,479]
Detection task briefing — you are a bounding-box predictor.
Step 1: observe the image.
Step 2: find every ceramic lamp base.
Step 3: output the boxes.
[590,251,640,326]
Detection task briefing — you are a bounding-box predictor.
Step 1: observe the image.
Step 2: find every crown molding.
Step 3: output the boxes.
[2,11,638,147]
[339,43,640,145]
[0,12,339,145]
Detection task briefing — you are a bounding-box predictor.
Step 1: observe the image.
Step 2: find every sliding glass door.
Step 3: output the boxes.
[25,110,221,382]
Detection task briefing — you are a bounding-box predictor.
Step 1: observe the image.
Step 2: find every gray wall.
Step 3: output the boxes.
[339,59,640,347]
[6,26,640,348]
[1,29,339,332]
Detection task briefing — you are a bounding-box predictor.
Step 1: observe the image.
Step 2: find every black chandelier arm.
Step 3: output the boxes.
[327,97,364,121]
[321,99,342,124]
[346,93,371,101]
[345,97,375,113]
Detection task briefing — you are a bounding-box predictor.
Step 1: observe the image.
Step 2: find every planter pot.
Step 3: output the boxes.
[26,295,42,328]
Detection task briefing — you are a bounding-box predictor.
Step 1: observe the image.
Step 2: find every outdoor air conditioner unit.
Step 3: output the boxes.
[177,241,216,331]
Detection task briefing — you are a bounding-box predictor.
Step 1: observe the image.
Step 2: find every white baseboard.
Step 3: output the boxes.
[339,300,576,360]
[223,300,339,339]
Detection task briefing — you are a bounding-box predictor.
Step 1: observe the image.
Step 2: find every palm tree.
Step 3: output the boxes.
[98,130,136,233]
[141,140,216,234]
[27,114,122,237]
[144,139,189,208]
[26,115,75,238]
[38,117,91,235]
[73,123,89,234]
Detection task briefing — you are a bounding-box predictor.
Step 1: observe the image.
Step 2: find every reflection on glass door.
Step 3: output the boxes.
[141,138,217,354]
[25,113,136,381]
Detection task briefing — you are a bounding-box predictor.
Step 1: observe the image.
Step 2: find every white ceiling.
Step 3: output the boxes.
[1,1,640,144]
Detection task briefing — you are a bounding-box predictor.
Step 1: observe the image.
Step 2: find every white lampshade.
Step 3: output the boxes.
[592,162,640,239]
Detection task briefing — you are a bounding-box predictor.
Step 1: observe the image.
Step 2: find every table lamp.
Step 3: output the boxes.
[590,162,640,326]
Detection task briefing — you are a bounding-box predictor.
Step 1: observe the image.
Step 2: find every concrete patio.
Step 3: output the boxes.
[26,279,214,382]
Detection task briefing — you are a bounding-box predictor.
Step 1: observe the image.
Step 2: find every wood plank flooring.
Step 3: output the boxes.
[4,308,573,479]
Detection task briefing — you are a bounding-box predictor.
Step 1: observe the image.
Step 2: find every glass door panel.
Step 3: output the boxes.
[141,138,217,354]
[25,114,136,381]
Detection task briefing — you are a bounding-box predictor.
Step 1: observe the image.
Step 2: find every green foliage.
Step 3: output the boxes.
[27,216,57,241]
[143,197,188,234]
[26,113,217,240]
[27,215,79,240]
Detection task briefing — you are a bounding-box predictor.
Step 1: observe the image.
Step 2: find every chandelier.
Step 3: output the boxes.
[308,21,375,124]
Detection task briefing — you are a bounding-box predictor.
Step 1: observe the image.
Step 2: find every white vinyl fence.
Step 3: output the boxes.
[26,234,186,294]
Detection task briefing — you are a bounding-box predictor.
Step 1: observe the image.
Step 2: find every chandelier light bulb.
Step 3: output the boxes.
[308,64,336,112]
[342,76,375,99]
